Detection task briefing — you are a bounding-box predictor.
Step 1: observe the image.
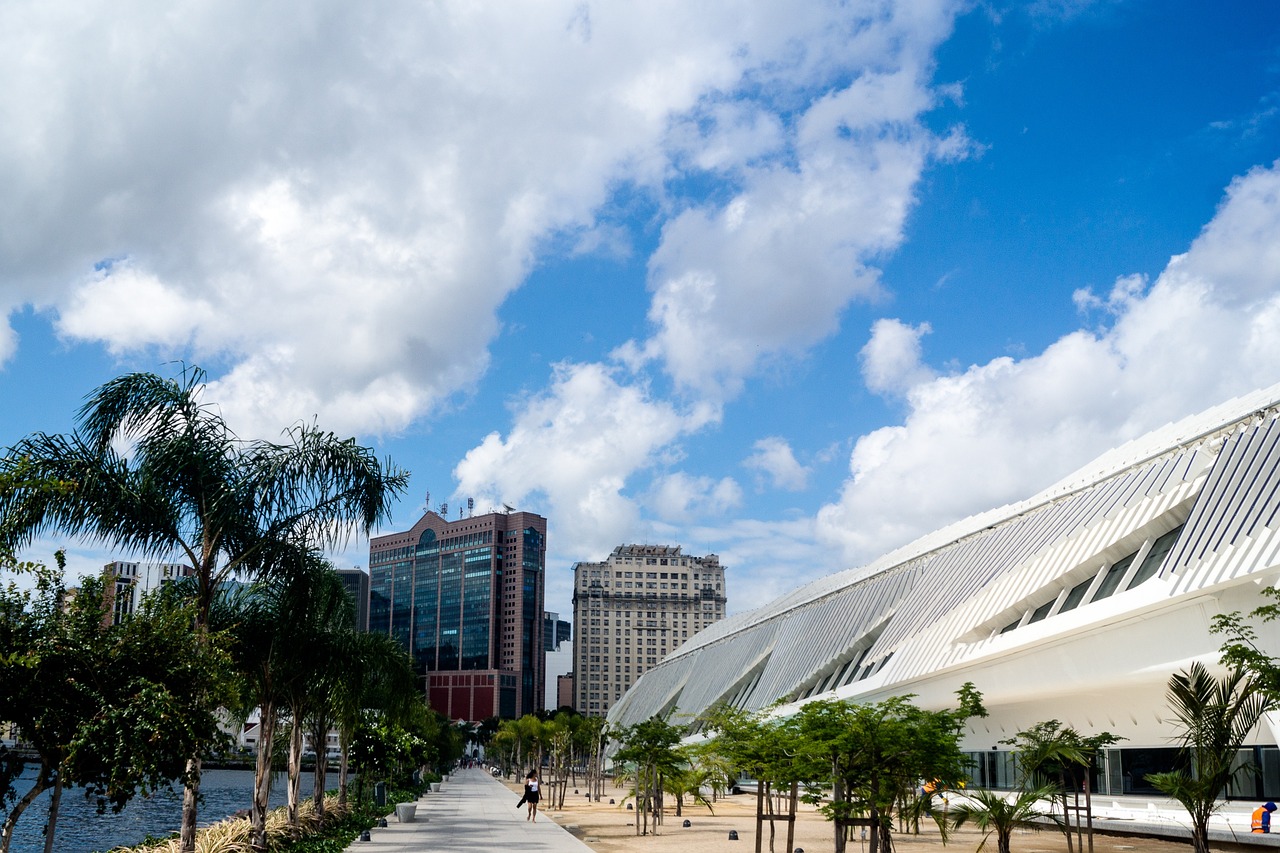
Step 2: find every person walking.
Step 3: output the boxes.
[523,770,541,822]
[1252,801,1276,833]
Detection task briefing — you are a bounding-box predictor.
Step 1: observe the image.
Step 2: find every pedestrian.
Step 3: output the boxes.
[524,770,541,822]
[1252,801,1276,833]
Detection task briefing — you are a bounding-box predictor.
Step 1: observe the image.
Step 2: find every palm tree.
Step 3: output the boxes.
[0,367,407,853]
[946,785,1062,853]
[328,629,417,809]
[664,764,714,817]
[1147,663,1273,853]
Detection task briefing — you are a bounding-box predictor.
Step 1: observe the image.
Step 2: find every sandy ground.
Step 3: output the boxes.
[506,780,1192,853]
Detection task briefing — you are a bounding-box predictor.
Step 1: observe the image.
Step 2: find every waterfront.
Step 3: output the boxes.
[8,767,339,853]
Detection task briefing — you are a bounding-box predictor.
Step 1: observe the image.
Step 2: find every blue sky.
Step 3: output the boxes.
[2,0,1280,623]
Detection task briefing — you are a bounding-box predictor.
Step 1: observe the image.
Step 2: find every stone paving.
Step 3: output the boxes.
[344,766,594,852]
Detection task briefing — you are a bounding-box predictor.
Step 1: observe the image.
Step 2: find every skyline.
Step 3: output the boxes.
[2,1,1280,624]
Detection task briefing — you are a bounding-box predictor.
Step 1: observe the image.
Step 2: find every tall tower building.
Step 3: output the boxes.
[572,544,725,717]
[336,568,370,632]
[368,509,547,721]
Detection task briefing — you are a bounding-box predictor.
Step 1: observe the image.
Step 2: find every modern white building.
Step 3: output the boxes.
[608,386,1280,800]
[102,560,192,624]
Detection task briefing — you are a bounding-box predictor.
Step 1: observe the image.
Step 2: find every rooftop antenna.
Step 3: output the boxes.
[440,501,448,518]
[503,503,515,513]
[424,490,430,513]
[467,497,475,517]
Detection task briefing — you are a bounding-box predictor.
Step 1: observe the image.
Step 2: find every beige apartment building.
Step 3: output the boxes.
[571,544,725,717]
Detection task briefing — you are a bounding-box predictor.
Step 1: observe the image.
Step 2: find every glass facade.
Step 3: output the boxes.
[968,746,1280,800]
[369,510,545,719]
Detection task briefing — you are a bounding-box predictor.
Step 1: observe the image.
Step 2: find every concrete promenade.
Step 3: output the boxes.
[344,766,594,852]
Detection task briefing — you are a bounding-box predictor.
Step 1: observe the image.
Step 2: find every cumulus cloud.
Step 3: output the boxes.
[0,0,968,440]
[648,472,743,521]
[558,0,974,401]
[744,437,811,491]
[817,160,1280,565]
[452,361,718,555]
[860,318,936,395]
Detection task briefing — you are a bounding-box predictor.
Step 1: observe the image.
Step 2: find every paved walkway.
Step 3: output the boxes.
[344,766,595,852]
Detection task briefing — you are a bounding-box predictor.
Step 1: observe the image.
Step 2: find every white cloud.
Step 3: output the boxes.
[452,361,719,556]
[648,472,743,521]
[860,318,936,395]
[632,3,969,400]
[58,261,209,353]
[648,515,830,613]
[817,160,1280,566]
[0,0,967,440]
[744,437,811,491]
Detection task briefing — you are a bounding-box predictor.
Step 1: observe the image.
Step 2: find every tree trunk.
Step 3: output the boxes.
[998,828,1013,853]
[755,782,765,853]
[287,721,303,825]
[1059,770,1074,853]
[41,770,63,853]
[312,749,327,816]
[869,804,881,853]
[1,764,50,853]
[786,782,798,853]
[1190,822,1210,853]
[250,705,277,853]
[1083,765,1095,853]
[832,768,846,853]
[337,726,351,809]
[179,755,202,853]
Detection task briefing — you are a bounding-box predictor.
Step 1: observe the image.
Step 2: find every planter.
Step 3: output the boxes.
[395,802,417,823]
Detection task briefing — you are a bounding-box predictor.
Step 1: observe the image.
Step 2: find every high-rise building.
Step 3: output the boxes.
[102,561,192,625]
[543,611,572,652]
[368,508,547,721]
[572,544,725,717]
[336,568,370,631]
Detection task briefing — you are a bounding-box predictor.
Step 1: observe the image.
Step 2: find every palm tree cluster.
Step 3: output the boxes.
[485,711,610,808]
[0,367,417,853]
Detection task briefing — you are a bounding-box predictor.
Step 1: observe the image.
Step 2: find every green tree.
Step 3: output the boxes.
[945,785,1062,853]
[0,554,229,853]
[1005,721,1120,853]
[790,685,985,853]
[613,716,684,836]
[0,367,407,853]
[701,703,805,853]
[1213,585,1280,702]
[1147,663,1273,853]
[327,628,418,808]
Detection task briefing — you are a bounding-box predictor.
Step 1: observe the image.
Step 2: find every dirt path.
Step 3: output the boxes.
[510,781,1195,853]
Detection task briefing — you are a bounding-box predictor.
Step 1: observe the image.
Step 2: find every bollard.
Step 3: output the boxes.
[359,830,371,842]
[609,799,615,804]
[627,803,633,810]
[729,829,739,840]
[683,819,691,827]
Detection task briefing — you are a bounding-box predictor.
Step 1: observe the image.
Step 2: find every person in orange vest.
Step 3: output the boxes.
[1252,801,1276,833]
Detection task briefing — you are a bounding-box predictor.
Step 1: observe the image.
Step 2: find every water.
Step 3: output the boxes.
[6,766,341,853]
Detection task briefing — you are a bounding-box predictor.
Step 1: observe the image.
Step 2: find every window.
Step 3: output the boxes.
[1091,552,1138,603]
[1027,599,1054,624]
[1126,526,1182,590]
[1057,576,1093,614]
